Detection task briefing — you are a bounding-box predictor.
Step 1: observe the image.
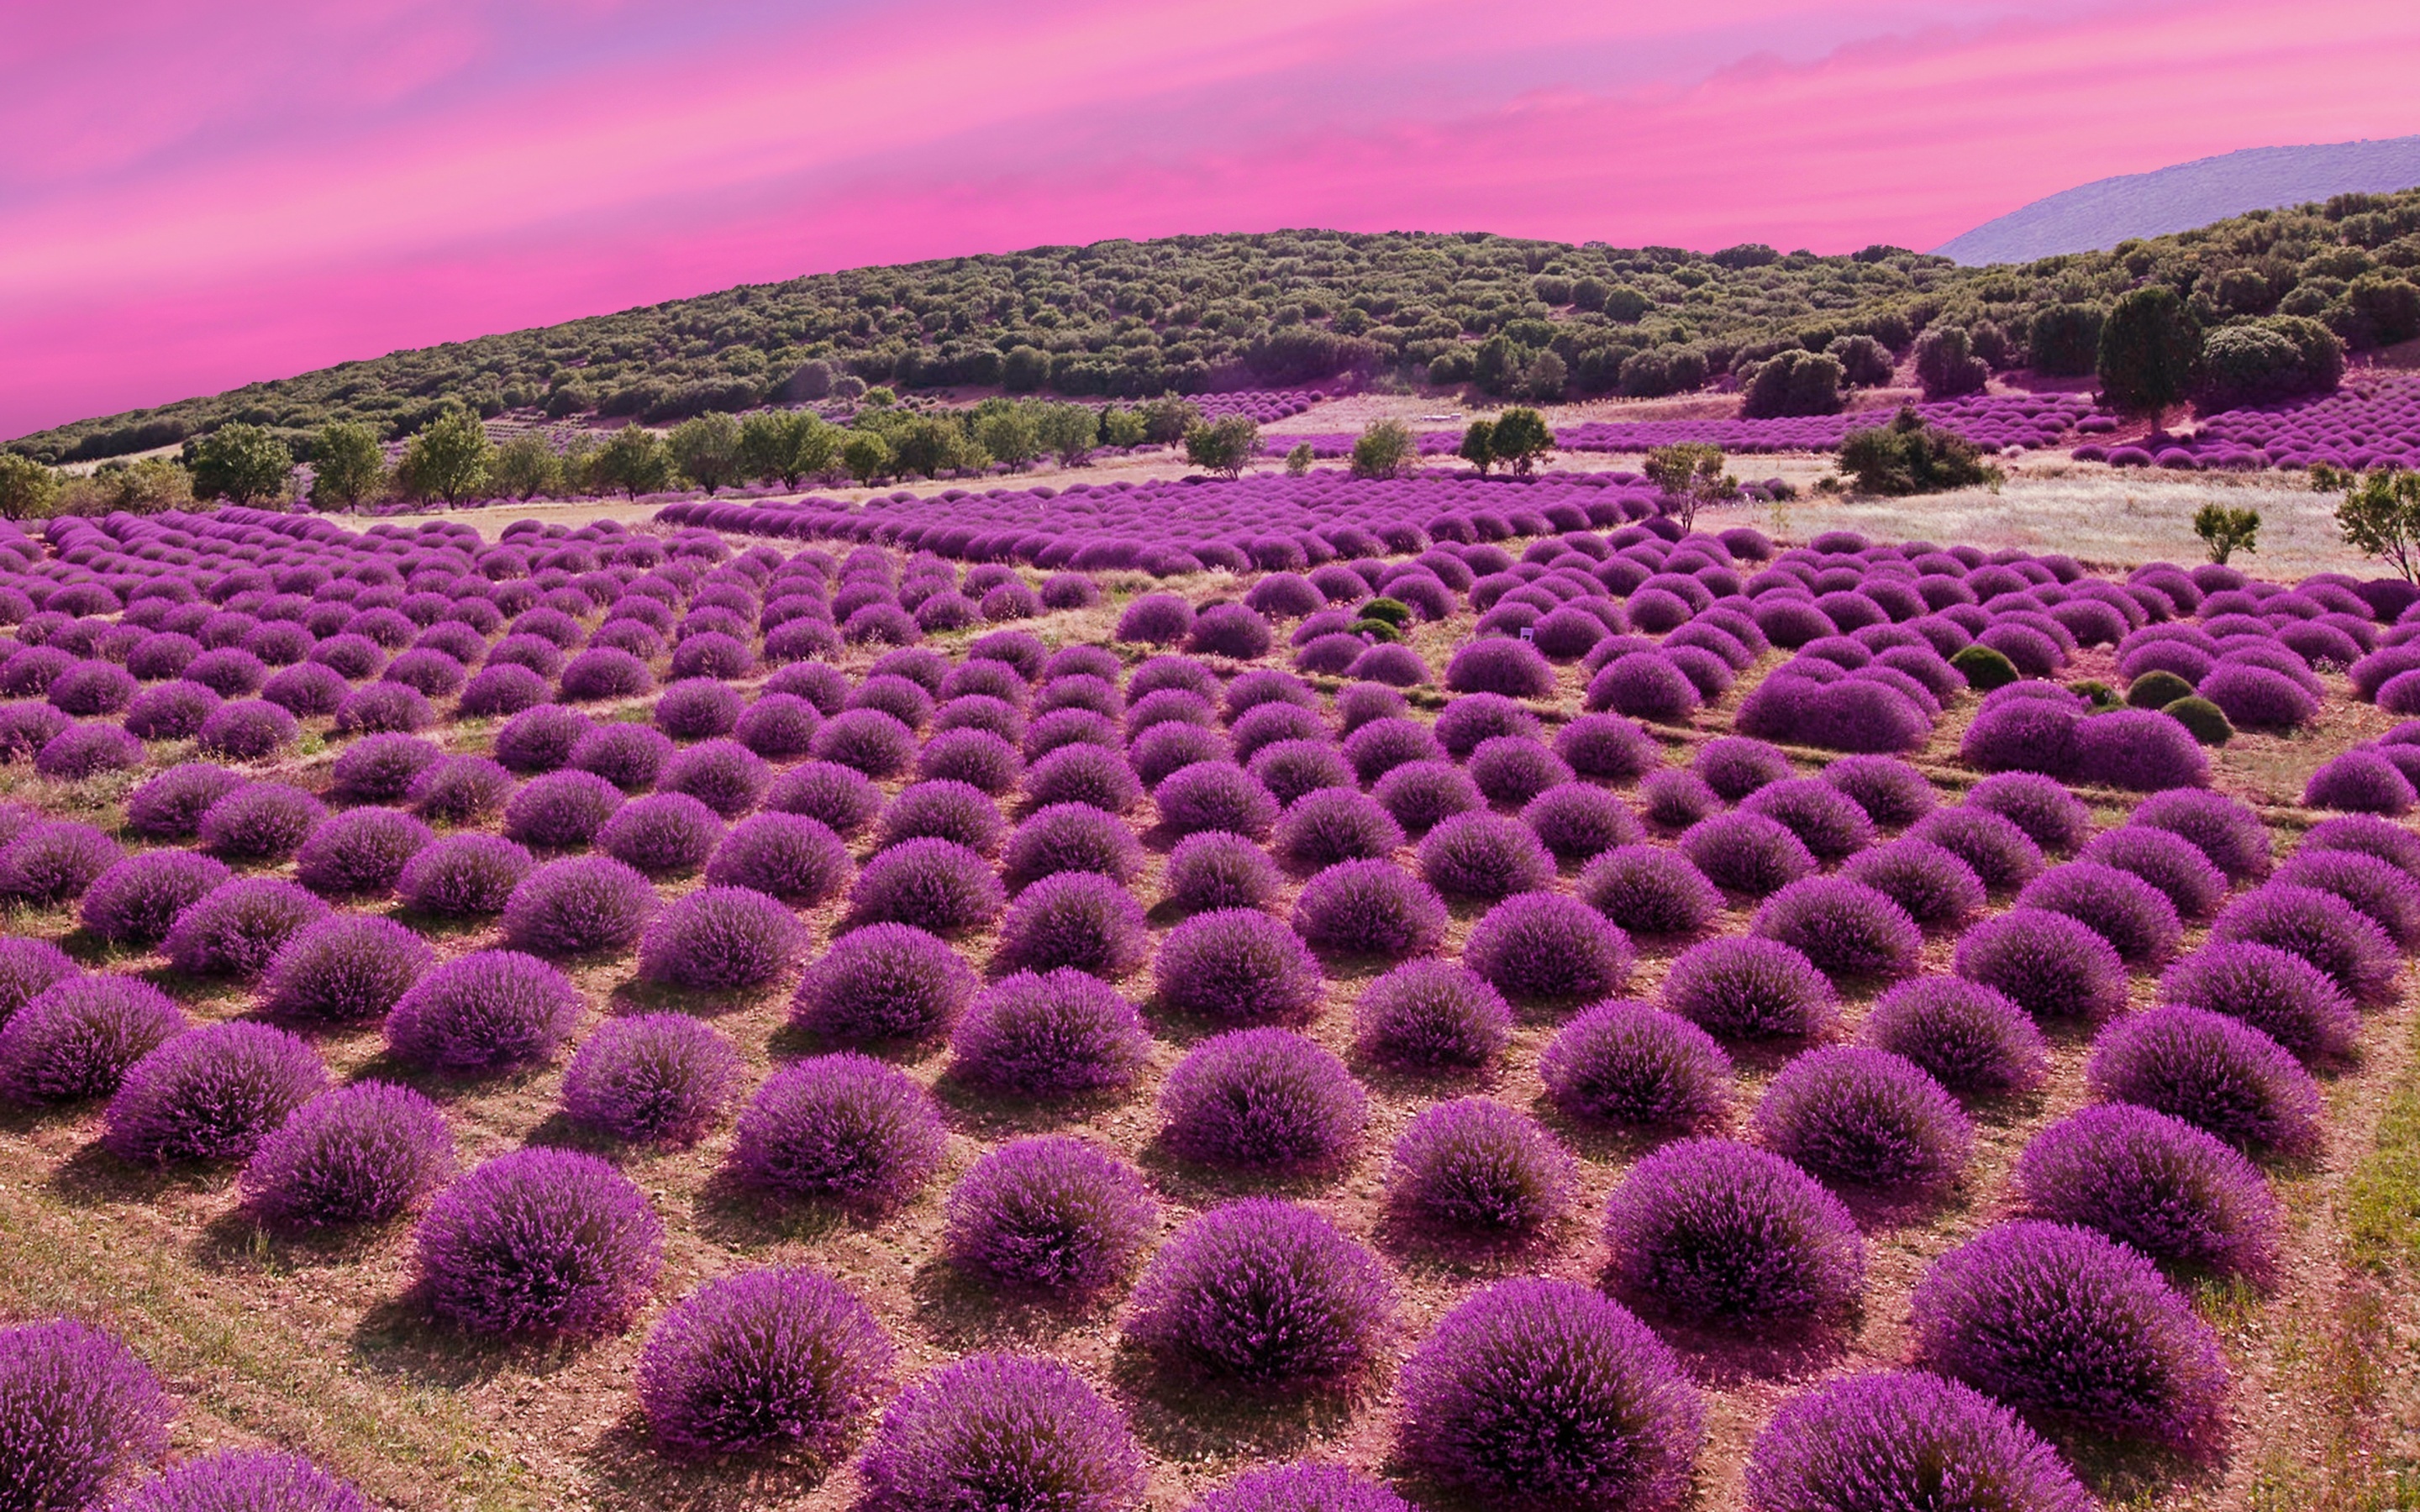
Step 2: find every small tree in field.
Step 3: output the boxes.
[1643,443,1733,531]
[188,423,294,505]
[2191,502,2260,564]
[1035,404,1098,468]
[1139,396,1202,444]
[590,423,674,499]
[0,453,58,520]
[1285,443,1314,475]
[668,413,742,493]
[739,412,833,488]
[840,430,892,484]
[489,434,564,501]
[1183,417,1259,479]
[308,422,386,511]
[1458,419,1496,475]
[1839,408,2000,496]
[1350,420,1417,480]
[2098,286,2203,424]
[395,409,491,505]
[976,407,1042,471]
[1489,407,1554,475]
[2337,468,2420,582]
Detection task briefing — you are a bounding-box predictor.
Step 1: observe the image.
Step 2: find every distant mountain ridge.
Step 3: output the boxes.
[1935,136,2420,265]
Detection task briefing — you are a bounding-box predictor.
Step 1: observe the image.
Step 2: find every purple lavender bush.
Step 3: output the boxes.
[637,1266,894,1456]
[397,834,533,916]
[1350,960,1511,1071]
[2014,1105,2279,1278]
[239,1080,453,1229]
[1159,1029,1365,1168]
[1660,936,1836,1040]
[846,838,1007,934]
[1461,892,1634,1003]
[160,879,330,978]
[0,1318,171,1512]
[729,1053,946,1207]
[1859,977,2048,1095]
[382,949,583,1072]
[997,871,1150,977]
[1540,1000,1733,1128]
[943,1137,1157,1294]
[2156,940,2359,1063]
[949,969,1150,1097]
[1952,907,2128,1022]
[560,1013,742,1146]
[77,850,230,947]
[638,885,808,992]
[0,974,187,1103]
[1752,1046,1971,1189]
[1742,1370,2093,1512]
[498,856,660,957]
[792,923,977,1043]
[413,1147,663,1336]
[2086,1003,2323,1156]
[1154,908,1323,1023]
[1749,877,1921,979]
[1602,1137,1865,1321]
[1125,1200,1393,1388]
[1386,1098,1575,1238]
[856,1352,1144,1512]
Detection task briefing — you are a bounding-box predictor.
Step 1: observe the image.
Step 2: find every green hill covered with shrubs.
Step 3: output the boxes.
[13,187,2420,468]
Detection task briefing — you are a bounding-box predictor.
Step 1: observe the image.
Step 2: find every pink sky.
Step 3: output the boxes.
[7,0,2419,440]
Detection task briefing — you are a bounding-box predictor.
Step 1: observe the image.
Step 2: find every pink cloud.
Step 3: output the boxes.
[6,0,2417,438]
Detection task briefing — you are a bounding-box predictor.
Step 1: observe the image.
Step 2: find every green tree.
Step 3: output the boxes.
[1488,407,1554,475]
[2337,468,2420,581]
[738,412,806,486]
[1739,351,1844,418]
[1183,416,1260,479]
[1349,420,1417,480]
[1101,407,1148,448]
[589,423,675,499]
[2192,502,2260,564]
[1838,408,2002,497]
[840,430,892,483]
[886,416,984,478]
[394,409,492,504]
[2098,286,2203,422]
[1458,419,1496,475]
[1285,443,1315,476]
[308,421,386,511]
[186,423,294,504]
[1642,443,1733,532]
[667,412,743,493]
[489,434,565,501]
[978,407,1043,470]
[0,453,59,520]
[1138,396,1202,444]
[1034,403,1098,467]
[66,458,192,516]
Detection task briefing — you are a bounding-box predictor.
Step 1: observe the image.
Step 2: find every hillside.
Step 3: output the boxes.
[1936,136,2420,265]
[14,186,2420,469]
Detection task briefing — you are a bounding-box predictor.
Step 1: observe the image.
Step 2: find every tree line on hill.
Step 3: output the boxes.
[13,190,2420,468]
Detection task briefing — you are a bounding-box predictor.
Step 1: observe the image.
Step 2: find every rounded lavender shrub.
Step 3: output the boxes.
[501,768,626,851]
[2158,940,2358,1063]
[240,1080,452,1228]
[1660,936,1836,1039]
[847,838,1006,934]
[105,1447,366,1512]
[332,681,435,736]
[2015,860,2183,968]
[1160,1029,1365,1168]
[1284,860,1440,959]
[2133,788,2270,882]
[1155,907,1323,1023]
[1188,1463,1412,1512]
[636,1266,893,1457]
[414,1147,662,1336]
[1273,788,1405,871]
[2302,811,2420,879]
[122,680,221,740]
[0,937,75,1029]
[560,1013,741,1147]
[2078,825,2229,919]
[1522,782,1639,863]
[1677,811,1818,897]
[2016,1104,2279,1279]
[879,780,1006,858]
[195,783,323,863]
[456,663,550,717]
[33,722,146,782]
[397,833,533,916]
[730,1053,945,1207]
[1860,977,2047,1095]
[557,646,655,703]
[769,759,884,836]
[1395,1278,1701,1512]
[2086,1004,2323,1156]
[1754,1046,1971,1189]
[654,678,744,742]
[383,949,582,1071]
[1351,961,1510,1071]
[2278,846,2420,946]
[1696,736,1794,802]
[1540,1000,1733,1129]
[192,698,302,761]
[1603,1137,1865,1321]
[1126,1199,1392,1388]
[499,855,659,958]
[101,1020,326,1166]
[996,871,1150,978]
[1909,1221,2228,1445]
[260,662,350,718]
[661,738,773,818]
[1023,743,1142,816]
[1742,1370,2094,1512]
[0,1318,171,1512]
[2210,882,2401,1004]
[292,806,434,897]
[1413,812,1549,895]
[160,878,329,978]
[1557,713,1664,781]
[1576,846,1723,936]
[703,811,852,906]
[793,923,977,1043]
[999,806,1140,895]
[1117,593,1197,644]
[1840,837,1986,929]
[944,1137,1156,1294]
[1446,638,1556,698]
[1463,891,1634,1003]
[1343,717,1444,784]
[1371,760,1482,837]
[0,974,187,1103]
[1819,754,1937,828]
[950,969,1150,1097]
[1965,771,2093,853]
[330,732,444,803]
[1750,878,1920,980]
[124,763,243,840]
[1163,832,1284,914]
[639,885,808,992]
[596,791,724,877]
[1953,907,2128,1022]
[0,822,121,910]
[1740,779,1874,862]
[1466,738,1573,808]
[78,850,230,946]
[260,913,433,1024]
[1907,808,2044,892]
[856,1352,1144,1512]
[1387,1098,1574,1238]
[493,704,593,774]
[1155,760,1280,840]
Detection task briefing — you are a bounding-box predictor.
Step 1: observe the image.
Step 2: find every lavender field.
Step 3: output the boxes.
[0,479,2414,1512]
